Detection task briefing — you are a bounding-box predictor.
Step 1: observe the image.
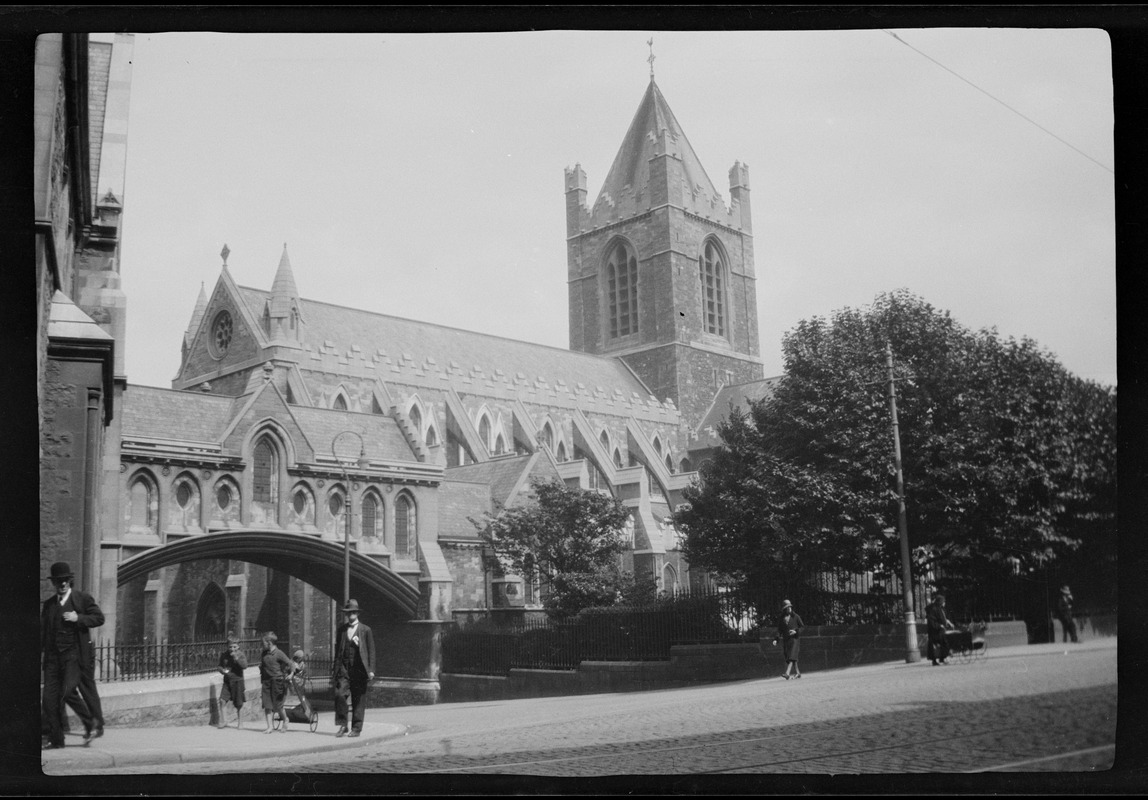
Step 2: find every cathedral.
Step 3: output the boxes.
[78,70,779,659]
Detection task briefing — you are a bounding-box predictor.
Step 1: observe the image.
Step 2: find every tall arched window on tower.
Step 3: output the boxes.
[700,239,727,337]
[253,438,278,504]
[606,239,638,339]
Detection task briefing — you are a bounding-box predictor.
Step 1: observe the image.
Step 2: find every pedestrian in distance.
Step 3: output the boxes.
[216,634,248,728]
[333,599,376,738]
[773,600,804,680]
[258,631,295,734]
[41,561,105,749]
[926,593,956,665]
[1057,585,1080,643]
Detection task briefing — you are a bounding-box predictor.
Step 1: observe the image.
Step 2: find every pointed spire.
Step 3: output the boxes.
[184,282,209,349]
[268,243,303,341]
[591,80,722,223]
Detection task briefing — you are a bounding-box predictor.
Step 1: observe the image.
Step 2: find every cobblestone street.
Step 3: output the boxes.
[80,640,1119,788]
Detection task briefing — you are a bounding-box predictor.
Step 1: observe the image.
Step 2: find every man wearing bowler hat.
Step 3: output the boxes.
[333,599,375,738]
[41,562,105,749]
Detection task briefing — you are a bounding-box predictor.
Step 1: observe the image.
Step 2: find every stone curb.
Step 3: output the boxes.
[41,721,408,774]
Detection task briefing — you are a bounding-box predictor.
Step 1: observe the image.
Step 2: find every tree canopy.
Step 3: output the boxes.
[676,290,1116,595]
[473,479,639,618]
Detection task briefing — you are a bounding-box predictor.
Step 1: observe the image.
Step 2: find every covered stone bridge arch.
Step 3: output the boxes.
[117,530,420,623]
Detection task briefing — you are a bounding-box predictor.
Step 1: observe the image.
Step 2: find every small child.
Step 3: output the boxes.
[291,649,308,683]
[259,631,295,733]
[217,635,247,728]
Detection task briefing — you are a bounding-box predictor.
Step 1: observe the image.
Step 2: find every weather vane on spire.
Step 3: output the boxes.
[647,37,656,79]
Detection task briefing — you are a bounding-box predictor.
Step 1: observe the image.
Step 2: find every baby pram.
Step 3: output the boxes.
[274,672,319,732]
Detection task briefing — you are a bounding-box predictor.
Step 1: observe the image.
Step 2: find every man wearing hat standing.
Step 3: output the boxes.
[1057,585,1080,643]
[333,599,375,738]
[41,562,105,749]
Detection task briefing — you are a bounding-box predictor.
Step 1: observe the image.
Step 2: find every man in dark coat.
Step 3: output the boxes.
[333,599,376,738]
[925,593,955,666]
[1057,585,1080,643]
[41,562,105,749]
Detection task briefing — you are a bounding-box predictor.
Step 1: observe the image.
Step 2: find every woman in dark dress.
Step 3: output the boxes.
[774,600,804,679]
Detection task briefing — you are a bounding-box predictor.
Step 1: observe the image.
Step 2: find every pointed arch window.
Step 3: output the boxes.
[606,239,639,339]
[478,415,491,449]
[333,394,348,411]
[129,476,156,533]
[253,438,278,504]
[555,441,567,462]
[395,494,416,559]
[362,493,380,539]
[540,422,553,452]
[425,426,437,448]
[700,239,727,337]
[409,404,422,434]
[494,433,506,455]
[600,430,610,452]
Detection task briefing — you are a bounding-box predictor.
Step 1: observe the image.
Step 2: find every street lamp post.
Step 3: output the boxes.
[331,431,369,607]
[886,341,921,663]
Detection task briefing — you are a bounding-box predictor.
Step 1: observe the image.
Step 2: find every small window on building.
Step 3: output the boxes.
[540,422,553,452]
[425,426,437,447]
[479,415,491,449]
[328,492,344,517]
[293,491,307,515]
[333,394,348,411]
[216,484,232,510]
[253,439,277,504]
[210,311,234,357]
[409,404,422,434]
[362,494,379,538]
[176,482,193,509]
[555,441,566,462]
[395,495,416,558]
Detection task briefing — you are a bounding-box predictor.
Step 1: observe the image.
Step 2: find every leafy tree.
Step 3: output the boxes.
[677,290,1116,601]
[473,479,634,619]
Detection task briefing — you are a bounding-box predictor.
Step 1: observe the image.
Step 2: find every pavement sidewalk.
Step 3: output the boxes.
[40,637,1114,774]
[41,713,407,773]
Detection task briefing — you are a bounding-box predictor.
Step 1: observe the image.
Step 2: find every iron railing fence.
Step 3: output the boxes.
[440,564,1069,677]
[443,587,772,676]
[91,636,270,682]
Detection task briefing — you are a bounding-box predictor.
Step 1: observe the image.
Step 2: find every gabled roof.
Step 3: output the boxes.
[445,454,547,509]
[234,287,655,401]
[693,375,783,449]
[594,79,722,218]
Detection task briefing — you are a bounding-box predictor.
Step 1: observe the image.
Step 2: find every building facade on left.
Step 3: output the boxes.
[36,34,134,614]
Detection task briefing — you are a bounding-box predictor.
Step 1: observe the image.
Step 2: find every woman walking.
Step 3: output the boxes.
[774,600,804,679]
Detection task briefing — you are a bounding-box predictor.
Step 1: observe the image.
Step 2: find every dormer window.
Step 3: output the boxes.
[606,239,638,339]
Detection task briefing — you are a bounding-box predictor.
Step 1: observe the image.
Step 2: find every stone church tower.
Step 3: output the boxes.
[565,77,764,429]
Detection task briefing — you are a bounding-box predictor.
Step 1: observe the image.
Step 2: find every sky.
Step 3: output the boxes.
[115,29,1116,391]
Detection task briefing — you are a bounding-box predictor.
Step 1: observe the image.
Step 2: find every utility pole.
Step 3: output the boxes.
[886,340,921,662]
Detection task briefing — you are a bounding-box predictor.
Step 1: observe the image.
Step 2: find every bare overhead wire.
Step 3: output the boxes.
[882,30,1113,176]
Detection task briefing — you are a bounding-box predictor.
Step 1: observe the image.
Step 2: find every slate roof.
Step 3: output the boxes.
[288,405,417,463]
[693,376,783,449]
[121,386,239,443]
[235,287,654,399]
[594,79,722,219]
[445,454,538,508]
